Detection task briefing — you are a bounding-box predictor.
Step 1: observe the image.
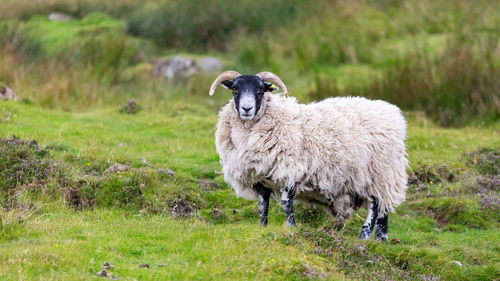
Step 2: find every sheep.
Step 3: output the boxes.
[209,71,408,241]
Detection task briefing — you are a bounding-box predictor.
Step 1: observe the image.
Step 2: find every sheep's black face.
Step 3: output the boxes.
[221,75,275,121]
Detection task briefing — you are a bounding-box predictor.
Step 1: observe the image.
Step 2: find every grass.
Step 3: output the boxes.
[1,100,499,280]
[1,0,499,279]
[1,206,343,281]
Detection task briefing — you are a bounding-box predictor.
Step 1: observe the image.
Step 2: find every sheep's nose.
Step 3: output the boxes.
[242,106,253,112]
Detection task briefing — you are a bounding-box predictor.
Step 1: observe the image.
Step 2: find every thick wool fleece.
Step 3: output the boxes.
[215,93,408,216]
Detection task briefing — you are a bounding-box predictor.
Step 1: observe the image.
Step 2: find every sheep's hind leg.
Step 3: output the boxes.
[254,183,271,226]
[357,198,378,240]
[281,187,296,227]
[374,213,388,241]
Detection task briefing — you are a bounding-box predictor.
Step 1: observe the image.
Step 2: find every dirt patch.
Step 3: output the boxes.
[409,165,455,186]
[170,198,196,218]
[197,179,221,190]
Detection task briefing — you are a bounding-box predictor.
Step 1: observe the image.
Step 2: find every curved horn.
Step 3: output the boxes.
[208,70,241,96]
[255,71,288,98]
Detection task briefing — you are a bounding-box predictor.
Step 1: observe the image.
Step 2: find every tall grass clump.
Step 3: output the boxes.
[363,36,500,126]
[126,0,310,51]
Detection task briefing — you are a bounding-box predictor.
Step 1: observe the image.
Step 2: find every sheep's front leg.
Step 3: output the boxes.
[357,197,378,240]
[254,183,271,226]
[281,187,296,227]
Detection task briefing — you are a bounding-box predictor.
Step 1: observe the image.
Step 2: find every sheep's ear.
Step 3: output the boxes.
[221,80,233,90]
[265,82,278,92]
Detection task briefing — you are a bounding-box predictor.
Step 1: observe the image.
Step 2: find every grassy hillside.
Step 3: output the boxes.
[1,101,499,280]
[1,0,499,280]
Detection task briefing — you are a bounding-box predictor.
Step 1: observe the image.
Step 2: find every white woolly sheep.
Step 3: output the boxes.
[209,71,408,240]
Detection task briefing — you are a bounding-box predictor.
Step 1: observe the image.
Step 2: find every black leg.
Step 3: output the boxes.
[281,186,296,227]
[357,198,379,240]
[374,213,389,241]
[254,183,271,226]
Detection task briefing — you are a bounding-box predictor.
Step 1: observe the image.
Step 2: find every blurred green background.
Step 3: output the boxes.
[1,0,499,126]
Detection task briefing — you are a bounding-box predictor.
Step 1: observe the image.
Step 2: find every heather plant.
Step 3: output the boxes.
[0,136,64,205]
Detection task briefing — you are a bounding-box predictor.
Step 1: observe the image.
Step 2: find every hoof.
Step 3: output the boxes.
[374,234,388,241]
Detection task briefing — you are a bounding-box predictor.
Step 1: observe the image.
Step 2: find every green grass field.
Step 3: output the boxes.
[1,101,499,280]
[1,0,499,280]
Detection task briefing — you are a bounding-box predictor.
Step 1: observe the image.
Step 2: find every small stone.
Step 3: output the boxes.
[401,214,411,219]
[138,157,148,165]
[157,169,175,176]
[158,263,166,267]
[104,163,129,174]
[48,12,72,21]
[429,242,437,246]
[197,57,223,74]
[390,238,401,244]
[0,85,18,101]
[139,264,150,269]
[214,170,223,176]
[102,261,114,270]
[449,260,462,267]
[96,269,109,277]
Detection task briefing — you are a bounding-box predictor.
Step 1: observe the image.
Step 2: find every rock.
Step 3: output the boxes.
[96,269,109,277]
[119,99,142,114]
[102,261,114,270]
[390,238,401,244]
[138,157,148,165]
[139,264,150,269]
[157,169,175,176]
[0,85,18,101]
[153,56,223,80]
[48,12,72,21]
[197,57,223,74]
[449,260,462,267]
[154,56,197,80]
[104,163,129,174]
[158,263,166,267]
